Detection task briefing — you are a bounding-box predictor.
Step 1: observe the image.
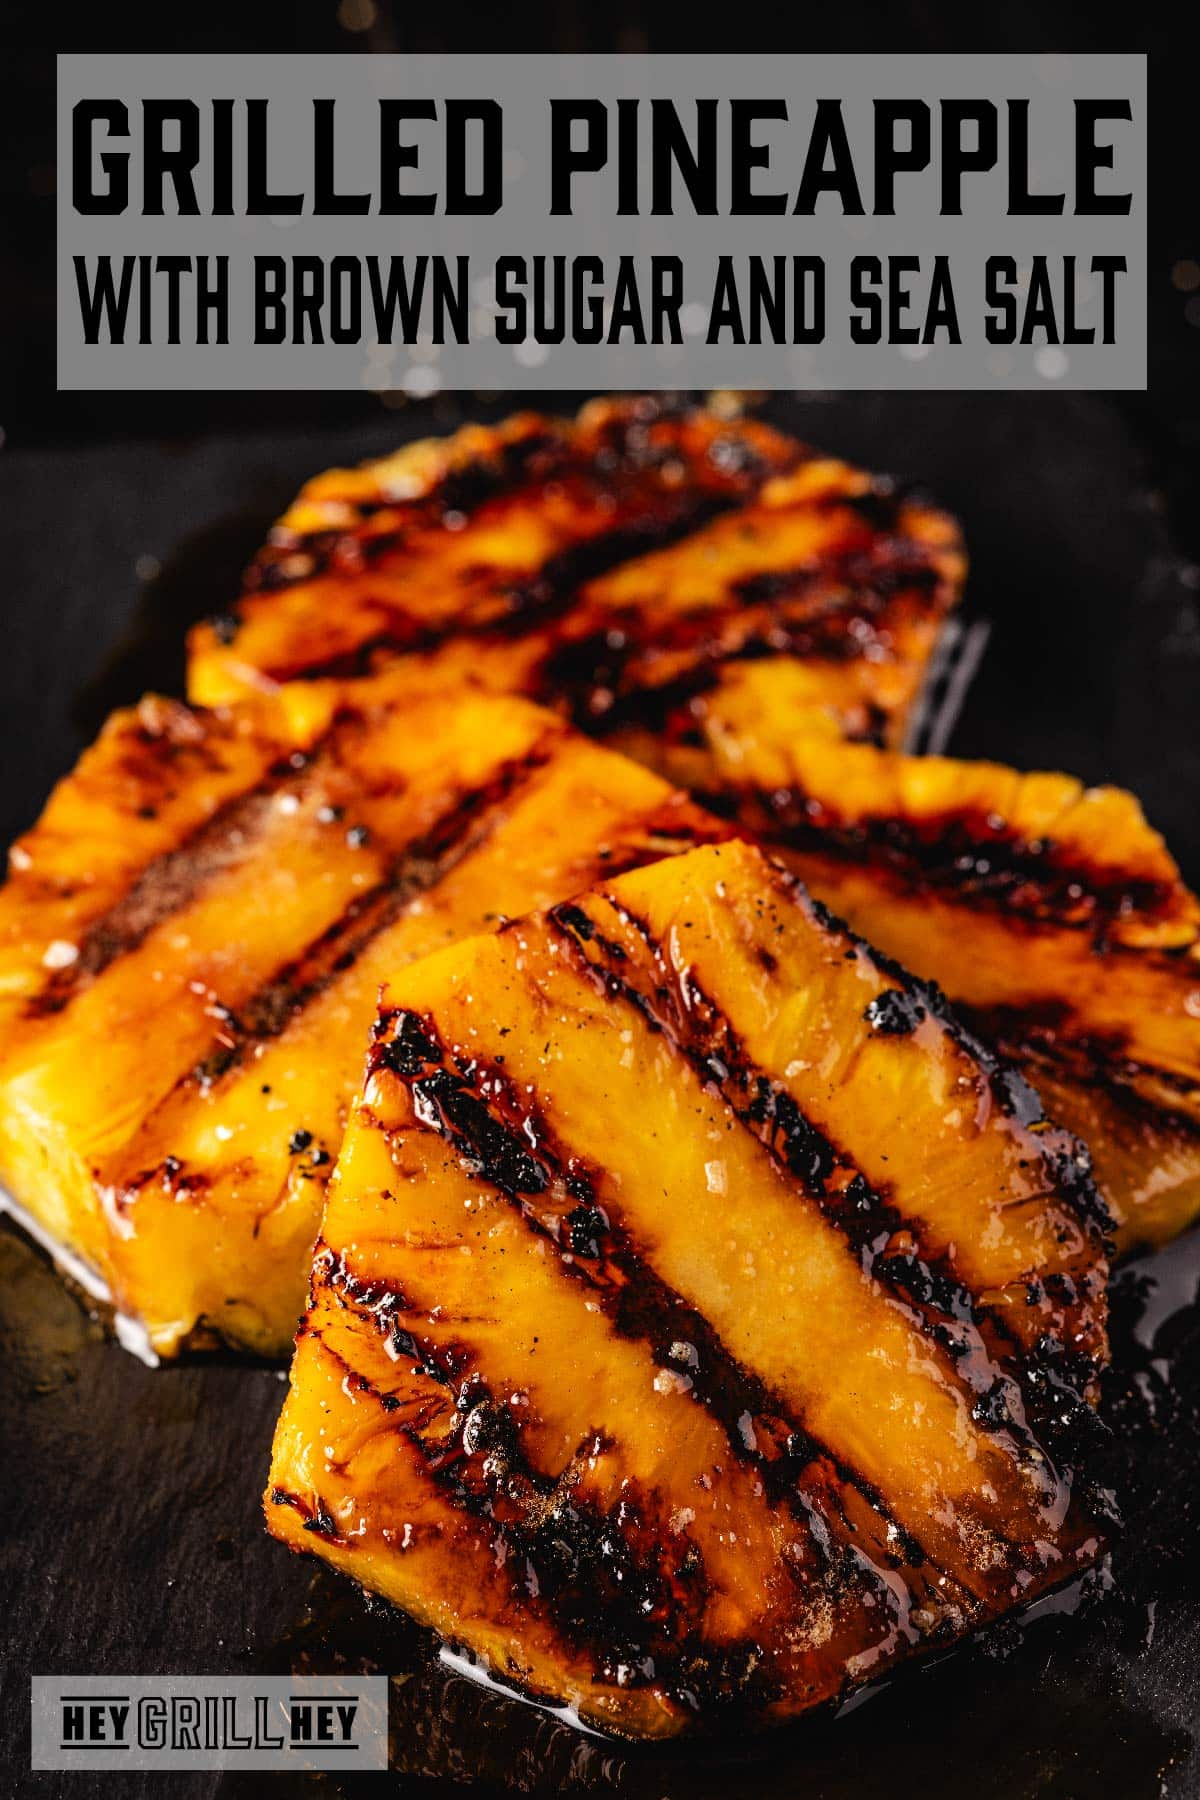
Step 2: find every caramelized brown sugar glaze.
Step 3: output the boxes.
[0,670,731,1357]
[680,736,1200,1258]
[266,840,1108,1740]
[185,393,1194,1255]
[187,398,965,753]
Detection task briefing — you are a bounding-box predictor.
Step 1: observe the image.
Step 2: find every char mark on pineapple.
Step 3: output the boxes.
[732,538,943,610]
[535,540,947,729]
[242,406,786,609]
[367,1007,983,1616]
[966,1000,1200,1139]
[308,1262,780,1712]
[24,743,343,1018]
[267,1485,343,1545]
[783,877,1113,1245]
[162,735,556,1093]
[485,494,734,636]
[237,490,751,689]
[245,426,571,595]
[748,795,1182,936]
[547,892,1095,1464]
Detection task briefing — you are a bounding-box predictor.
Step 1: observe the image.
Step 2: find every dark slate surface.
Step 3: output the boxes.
[1,392,1199,1799]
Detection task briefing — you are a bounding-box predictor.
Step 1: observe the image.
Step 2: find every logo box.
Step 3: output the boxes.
[31,1675,389,1771]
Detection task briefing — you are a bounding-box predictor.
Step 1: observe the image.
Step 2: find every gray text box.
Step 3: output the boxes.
[57,53,1147,391]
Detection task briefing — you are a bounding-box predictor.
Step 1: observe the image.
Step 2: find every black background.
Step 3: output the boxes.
[1,8,1198,1798]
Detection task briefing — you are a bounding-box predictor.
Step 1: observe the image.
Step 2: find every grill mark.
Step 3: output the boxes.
[25,739,333,1019]
[565,660,728,740]
[257,406,761,590]
[546,634,885,742]
[642,688,896,757]
[752,833,1197,1232]
[736,794,1185,936]
[730,858,1111,1254]
[544,899,1088,1483]
[114,786,728,1215]
[534,531,950,731]
[481,497,734,638]
[968,1001,1200,1137]
[138,735,563,1109]
[267,1483,342,1544]
[601,684,886,766]
[366,1010,983,1632]
[256,494,743,689]
[244,426,572,597]
[303,1278,780,1713]
[220,411,801,683]
[731,548,940,613]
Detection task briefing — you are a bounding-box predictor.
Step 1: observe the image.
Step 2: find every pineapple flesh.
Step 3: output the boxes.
[0,670,727,1357]
[184,389,1194,1256]
[187,399,964,753]
[684,733,1200,1256]
[266,839,1108,1739]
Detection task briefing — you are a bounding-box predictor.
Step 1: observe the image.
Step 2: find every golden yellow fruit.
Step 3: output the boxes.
[187,398,964,753]
[266,838,1107,1738]
[0,670,725,1356]
[686,733,1200,1257]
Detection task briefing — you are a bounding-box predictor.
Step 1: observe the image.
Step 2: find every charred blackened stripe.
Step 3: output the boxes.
[267,1483,344,1545]
[305,1286,753,1712]
[758,867,1113,1249]
[540,629,906,745]
[486,495,736,638]
[540,630,850,736]
[239,487,762,691]
[259,493,747,688]
[863,982,1111,1253]
[547,896,1087,1481]
[429,428,566,517]
[970,999,1200,1115]
[368,1010,974,1626]
[592,676,881,759]
[26,737,341,1019]
[244,426,572,597]
[750,797,1183,937]
[162,737,561,1095]
[231,416,798,681]
[546,650,727,735]
[242,408,789,609]
[969,1004,1200,1166]
[534,514,952,728]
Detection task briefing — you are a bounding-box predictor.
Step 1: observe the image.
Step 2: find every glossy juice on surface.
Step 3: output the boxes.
[267,839,1109,1738]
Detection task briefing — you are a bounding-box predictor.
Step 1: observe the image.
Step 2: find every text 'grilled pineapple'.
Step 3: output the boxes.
[0,671,725,1356]
[187,398,964,752]
[266,839,1108,1739]
[687,734,1200,1256]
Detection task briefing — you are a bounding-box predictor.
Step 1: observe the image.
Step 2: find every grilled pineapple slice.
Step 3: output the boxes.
[685,733,1200,1256]
[187,398,964,752]
[0,672,726,1357]
[266,838,1107,1739]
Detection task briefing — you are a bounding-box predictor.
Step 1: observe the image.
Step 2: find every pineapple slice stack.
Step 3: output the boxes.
[4,396,1194,1739]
